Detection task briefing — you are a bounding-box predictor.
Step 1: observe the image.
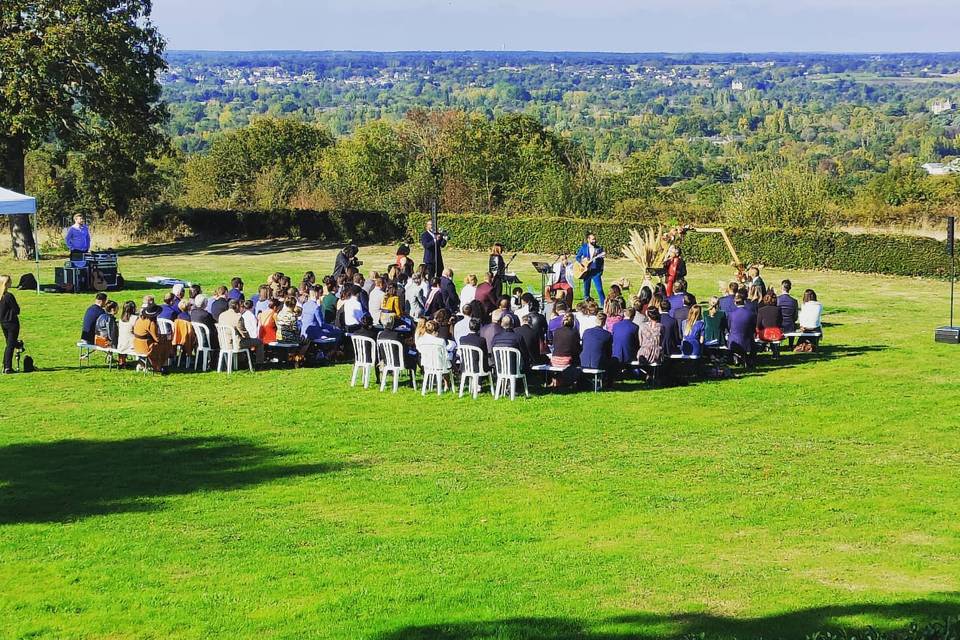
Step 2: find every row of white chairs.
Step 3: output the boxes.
[349,335,529,400]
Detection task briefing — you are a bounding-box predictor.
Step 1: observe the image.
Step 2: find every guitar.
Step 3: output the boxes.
[91,266,109,292]
[573,251,606,280]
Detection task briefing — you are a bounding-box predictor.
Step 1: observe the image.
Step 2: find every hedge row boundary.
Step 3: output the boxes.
[407,212,954,278]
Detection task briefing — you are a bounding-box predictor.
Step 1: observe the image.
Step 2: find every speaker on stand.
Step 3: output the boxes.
[935,215,959,344]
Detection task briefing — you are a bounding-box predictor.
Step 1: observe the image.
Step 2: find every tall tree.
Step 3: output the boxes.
[0,1,167,258]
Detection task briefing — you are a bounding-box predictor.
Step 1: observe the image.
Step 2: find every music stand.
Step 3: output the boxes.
[532,261,553,307]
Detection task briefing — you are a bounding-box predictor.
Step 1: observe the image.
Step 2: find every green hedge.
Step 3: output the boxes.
[145,206,407,244]
[408,212,954,278]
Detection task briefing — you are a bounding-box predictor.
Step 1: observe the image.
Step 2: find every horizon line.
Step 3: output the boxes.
[165,49,960,56]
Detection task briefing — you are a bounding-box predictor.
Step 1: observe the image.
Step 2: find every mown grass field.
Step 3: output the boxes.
[1,239,959,639]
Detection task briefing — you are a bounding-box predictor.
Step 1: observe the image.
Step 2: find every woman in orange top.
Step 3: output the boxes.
[133,303,171,372]
[258,298,280,344]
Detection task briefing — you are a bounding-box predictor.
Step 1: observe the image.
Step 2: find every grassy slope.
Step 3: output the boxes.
[0,240,958,640]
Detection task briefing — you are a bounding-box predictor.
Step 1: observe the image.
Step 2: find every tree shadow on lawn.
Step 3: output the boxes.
[375,597,960,639]
[118,238,343,259]
[0,435,358,525]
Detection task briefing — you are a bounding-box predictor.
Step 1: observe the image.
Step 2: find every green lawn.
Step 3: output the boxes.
[1,239,959,640]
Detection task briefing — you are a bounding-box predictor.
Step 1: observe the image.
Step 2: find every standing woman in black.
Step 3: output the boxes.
[0,275,21,374]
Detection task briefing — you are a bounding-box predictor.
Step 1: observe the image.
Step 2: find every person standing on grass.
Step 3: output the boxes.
[0,275,21,374]
[65,213,91,254]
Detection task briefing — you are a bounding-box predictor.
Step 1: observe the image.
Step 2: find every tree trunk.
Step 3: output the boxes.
[1,135,35,260]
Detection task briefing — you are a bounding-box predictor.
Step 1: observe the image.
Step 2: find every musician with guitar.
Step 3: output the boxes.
[574,232,607,306]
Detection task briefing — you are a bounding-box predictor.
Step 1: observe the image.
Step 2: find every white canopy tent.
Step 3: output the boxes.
[0,187,41,293]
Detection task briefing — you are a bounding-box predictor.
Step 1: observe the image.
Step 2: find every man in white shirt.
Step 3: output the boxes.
[368,277,386,326]
[343,286,366,331]
[218,299,265,365]
[241,300,259,340]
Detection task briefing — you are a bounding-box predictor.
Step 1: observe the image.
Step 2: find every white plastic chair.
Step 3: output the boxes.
[158,318,174,336]
[378,338,416,393]
[350,334,377,388]
[492,346,529,400]
[419,343,451,396]
[215,323,253,374]
[457,344,493,399]
[191,322,214,372]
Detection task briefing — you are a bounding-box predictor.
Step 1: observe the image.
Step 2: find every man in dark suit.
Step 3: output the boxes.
[81,292,108,343]
[670,293,696,325]
[727,293,757,367]
[491,315,530,371]
[777,279,799,334]
[611,308,640,370]
[667,279,688,313]
[459,318,491,369]
[581,313,614,386]
[479,319,503,357]
[718,281,739,315]
[420,219,447,281]
[189,294,219,350]
[209,286,230,321]
[658,299,681,356]
[516,314,546,366]
[440,268,460,314]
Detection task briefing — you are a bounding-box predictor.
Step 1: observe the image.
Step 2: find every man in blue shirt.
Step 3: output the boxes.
[65,214,91,254]
[81,292,107,343]
[574,232,606,306]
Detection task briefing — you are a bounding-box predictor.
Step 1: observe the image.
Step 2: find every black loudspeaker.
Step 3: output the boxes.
[948,216,956,257]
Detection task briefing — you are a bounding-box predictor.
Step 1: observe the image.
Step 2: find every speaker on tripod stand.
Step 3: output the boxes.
[935,215,959,344]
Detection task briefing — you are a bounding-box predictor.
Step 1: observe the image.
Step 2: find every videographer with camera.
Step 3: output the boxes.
[0,274,21,374]
[333,242,362,279]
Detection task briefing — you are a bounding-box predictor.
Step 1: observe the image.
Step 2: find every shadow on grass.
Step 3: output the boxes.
[375,598,960,639]
[0,435,357,525]
[118,238,343,258]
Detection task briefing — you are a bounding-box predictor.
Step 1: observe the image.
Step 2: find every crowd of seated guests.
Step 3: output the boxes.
[78,256,823,383]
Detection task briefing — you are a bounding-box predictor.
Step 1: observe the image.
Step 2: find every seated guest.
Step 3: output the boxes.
[251,284,270,312]
[747,266,766,296]
[405,273,425,320]
[299,286,323,339]
[491,315,530,371]
[607,283,625,307]
[209,286,230,320]
[321,279,339,322]
[159,293,179,321]
[227,277,244,302]
[635,286,653,317]
[177,299,192,321]
[276,298,301,344]
[547,302,577,342]
[95,301,119,348]
[658,299,681,356]
[189,294,219,350]
[117,301,138,357]
[379,284,404,326]
[576,300,600,337]
[460,274,478,308]
[440,269,460,314]
[170,283,185,306]
[458,317,490,370]
[343,285,366,332]
[727,292,757,366]
[719,281,739,315]
[681,305,705,356]
[473,272,499,316]
[81,292,108,343]
[188,284,202,303]
[423,278,446,318]
[510,287,524,314]
[702,297,727,347]
[637,307,664,367]
[521,294,548,341]
[756,290,784,342]
[516,314,546,365]
[777,280,799,334]
[433,308,454,342]
[580,312,613,378]
[453,305,473,344]
[258,299,281,344]
[671,293,697,326]
[745,285,762,314]
[550,313,581,368]
[218,298,265,365]
[132,303,170,373]
[241,300,259,340]
[352,274,369,311]
[491,297,519,328]
[603,298,624,332]
[353,313,381,343]
[416,319,454,370]
[611,307,640,369]
[667,279,687,313]
[479,316,503,356]
[798,289,823,332]
[368,277,386,326]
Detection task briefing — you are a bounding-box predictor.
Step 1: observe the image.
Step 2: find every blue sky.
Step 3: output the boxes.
[151,0,960,52]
